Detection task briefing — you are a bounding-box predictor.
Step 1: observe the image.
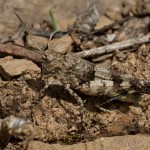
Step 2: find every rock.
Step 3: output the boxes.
[127,53,137,66]
[100,134,150,150]
[25,35,49,50]
[28,134,150,150]
[106,34,116,43]
[59,18,75,31]
[116,17,150,41]
[115,50,127,62]
[48,34,73,54]
[0,58,41,80]
[105,11,122,21]
[95,16,113,29]
[0,56,13,62]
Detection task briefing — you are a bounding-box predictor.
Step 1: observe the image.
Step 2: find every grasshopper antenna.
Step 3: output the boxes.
[14,10,46,58]
[14,10,24,24]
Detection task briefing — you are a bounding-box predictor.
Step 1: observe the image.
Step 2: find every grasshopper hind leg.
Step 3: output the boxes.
[101,91,142,106]
[64,84,86,109]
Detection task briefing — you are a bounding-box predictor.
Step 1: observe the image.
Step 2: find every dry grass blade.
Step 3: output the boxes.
[49,9,60,31]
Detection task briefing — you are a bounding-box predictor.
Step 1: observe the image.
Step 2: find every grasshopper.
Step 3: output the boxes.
[40,49,150,111]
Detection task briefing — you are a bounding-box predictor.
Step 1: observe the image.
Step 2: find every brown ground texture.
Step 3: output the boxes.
[0,0,150,150]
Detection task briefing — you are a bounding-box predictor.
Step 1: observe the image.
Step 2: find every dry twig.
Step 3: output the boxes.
[0,43,43,63]
[75,33,150,58]
[92,47,138,62]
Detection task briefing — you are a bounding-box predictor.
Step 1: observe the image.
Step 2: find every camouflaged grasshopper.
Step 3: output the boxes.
[40,49,150,111]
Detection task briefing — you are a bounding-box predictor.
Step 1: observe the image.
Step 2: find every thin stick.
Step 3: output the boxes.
[0,43,43,63]
[75,34,150,58]
[92,47,138,62]
[92,53,113,62]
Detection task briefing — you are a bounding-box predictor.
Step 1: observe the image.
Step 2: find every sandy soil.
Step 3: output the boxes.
[0,0,150,149]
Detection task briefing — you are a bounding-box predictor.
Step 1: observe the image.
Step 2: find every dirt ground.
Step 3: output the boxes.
[0,0,124,39]
[0,0,150,150]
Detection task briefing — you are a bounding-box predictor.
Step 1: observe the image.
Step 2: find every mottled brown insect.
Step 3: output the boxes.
[40,50,150,110]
